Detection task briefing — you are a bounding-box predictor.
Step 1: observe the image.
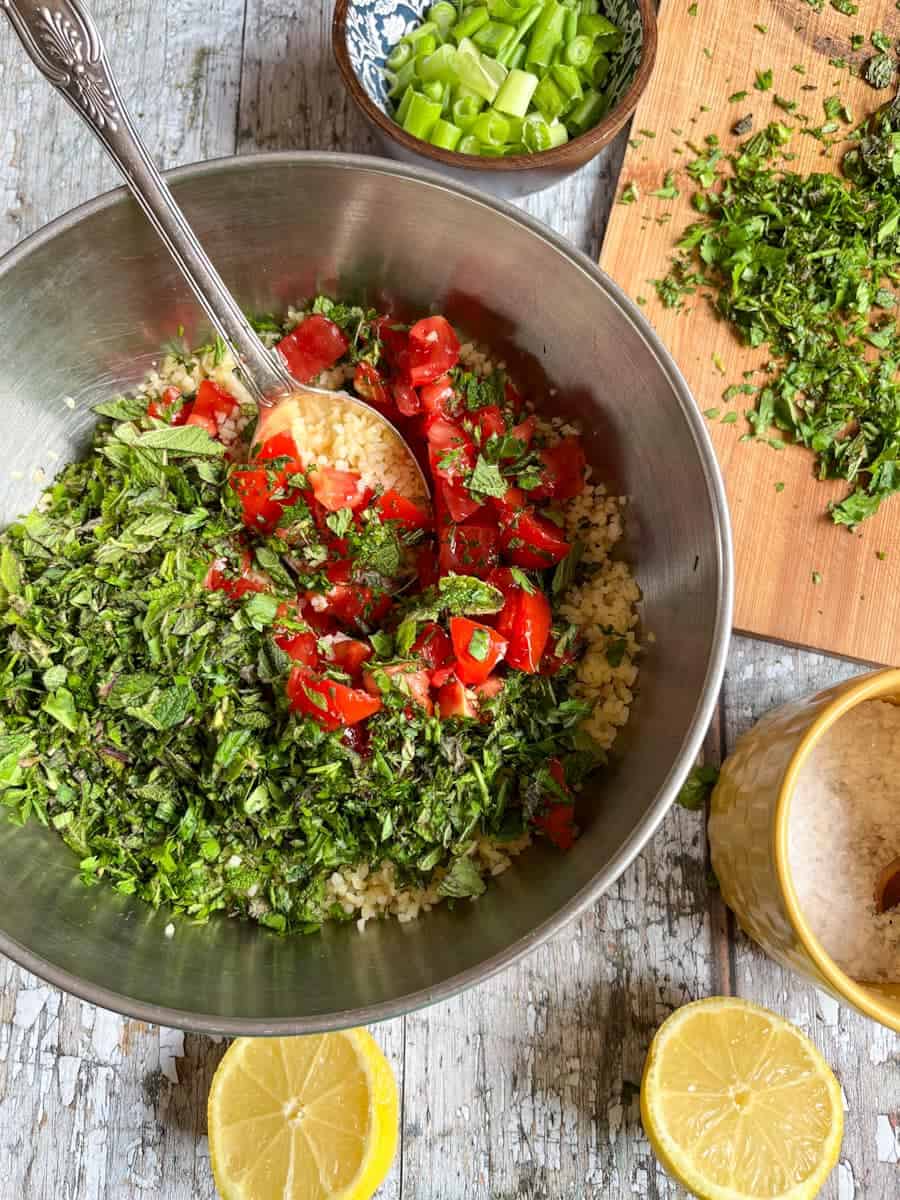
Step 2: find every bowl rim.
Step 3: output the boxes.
[773,667,900,1033]
[0,150,733,1034]
[332,0,658,172]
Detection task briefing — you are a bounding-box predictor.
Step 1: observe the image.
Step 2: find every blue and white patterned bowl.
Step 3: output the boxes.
[333,0,656,199]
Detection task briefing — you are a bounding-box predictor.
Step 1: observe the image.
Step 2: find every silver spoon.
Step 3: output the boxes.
[2,0,428,495]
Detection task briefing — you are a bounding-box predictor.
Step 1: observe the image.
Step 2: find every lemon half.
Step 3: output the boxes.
[208,1030,399,1200]
[641,997,843,1200]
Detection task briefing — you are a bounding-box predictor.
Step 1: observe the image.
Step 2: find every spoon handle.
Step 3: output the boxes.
[2,0,295,405]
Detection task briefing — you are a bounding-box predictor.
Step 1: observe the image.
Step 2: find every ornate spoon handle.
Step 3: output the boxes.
[1,0,295,405]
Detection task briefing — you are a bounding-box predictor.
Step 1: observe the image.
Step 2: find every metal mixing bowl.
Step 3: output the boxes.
[0,153,732,1034]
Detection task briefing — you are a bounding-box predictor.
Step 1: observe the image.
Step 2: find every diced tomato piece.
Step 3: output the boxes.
[494,584,551,673]
[231,431,304,534]
[474,674,505,702]
[509,415,536,450]
[298,601,339,637]
[420,374,458,418]
[393,380,421,416]
[275,629,320,667]
[449,617,507,685]
[363,663,433,714]
[287,667,381,730]
[435,478,483,524]
[375,489,432,531]
[414,543,440,591]
[315,582,390,630]
[341,722,371,756]
[427,416,475,480]
[186,379,238,438]
[429,663,457,688]
[533,438,586,502]
[275,314,349,383]
[489,485,527,519]
[499,509,571,569]
[375,317,410,374]
[472,405,506,442]
[203,552,270,599]
[411,622,454,669]
[308,466,371,513]
[534,802,577,850]
[148,386,190,425]
[549,758,568,791]
[539,630,582,675]
[408,316,460,386]
[435,679,477,720]
[326,636,373,680]
[439,521,499,579]
[354,362,391,411]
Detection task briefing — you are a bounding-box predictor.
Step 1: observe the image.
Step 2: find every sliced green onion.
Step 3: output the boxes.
[472,109,511,145]
[404,20,440,45]
[478,145,506,157]
[501,141,528,156]
[578,13,622,51]
[452,94,483,130]
[522,111,552,151]
[493,67,539,117]
[450,7,491,42]
[453,82,486,108]
[430,117,464,150]
[418,42,459,82]
[402,91,443,139]
[488,0,541,20]
[551,63,583,101]
[428,2,458,32]
[586,49,609,87]
[531,74,566,122]
[388,57,418,98]
[564,34,592,67]
[386,42,413,71]
[422,79,447,104]
[563,8,579,42]
[496,2,543,65]
[580,0,599,12]
[455,37,507,102]
[458,133,482,154]
[525,0,566,71]
[395,84,416,126]
[414,34,439,59]
[473,20,516,58]
[504,114,524,140]
[508,43,527,69]
[565,86,606,133]
[547,119,569,148]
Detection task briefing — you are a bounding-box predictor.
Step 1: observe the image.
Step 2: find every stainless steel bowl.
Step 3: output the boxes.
[0,153,732,1034]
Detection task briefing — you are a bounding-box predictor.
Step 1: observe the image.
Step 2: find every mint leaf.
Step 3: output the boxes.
[437,856,486,899]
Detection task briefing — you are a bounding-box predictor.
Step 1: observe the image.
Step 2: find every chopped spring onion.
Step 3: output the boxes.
[522,111,552,151]
[532,74,566,122]
[472,109,511,146]
[402,92,443,140]
[386,42,412,71]
[525,1,566,71]
[493,67,540,117]
[458,133,481,154]
[564,34,592,68]
[419,43,459,83]
[451,7,491,42]
[430,117,464,150]
[452,94,483,130]
[428,2,458,33]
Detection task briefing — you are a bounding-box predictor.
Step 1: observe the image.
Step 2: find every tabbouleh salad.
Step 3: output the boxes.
[0,298,640,933]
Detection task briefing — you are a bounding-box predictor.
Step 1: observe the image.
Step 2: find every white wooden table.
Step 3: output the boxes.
[0,4,897,1197]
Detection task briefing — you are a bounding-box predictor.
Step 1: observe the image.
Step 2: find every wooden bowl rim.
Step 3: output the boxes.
[332,0,658,172]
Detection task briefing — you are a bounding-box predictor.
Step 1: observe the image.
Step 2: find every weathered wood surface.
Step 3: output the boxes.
[0,3,896,1197]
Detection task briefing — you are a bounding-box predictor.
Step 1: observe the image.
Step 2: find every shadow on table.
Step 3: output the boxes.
[150,1033,229,1137]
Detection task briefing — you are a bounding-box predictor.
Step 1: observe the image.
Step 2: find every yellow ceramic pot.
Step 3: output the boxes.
[709,667,900,1033]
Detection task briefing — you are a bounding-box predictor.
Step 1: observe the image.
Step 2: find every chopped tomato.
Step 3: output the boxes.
[499,509,571,569]
[429,663,457,688]
[275,314,349,383]
[315,581,391,630]
[435,679,477,720]
[549,758,567,791]
[533,438,586,502]
[471,404,506,442]
[308,466,371,513]
[297,600,339,637]
[204,552,269,599]
[353,362,391,410]
[186,379,238,438]
[427,416,475,481]
[148,386,190,425]
[375,317,410,374]
[363,663,433,714]
[489,571,551,673]
[411,622,454,669]
[474,674,505,702]
[420,375,458,418]
[435,477,483,524]
[393,380,421,417]
[509,415,536,450]
[408,316,460,386]
[287,667,381,730]
[539,634,580,675]
[489,485,526,518]
[375,489,432,531]
[275,629,320,667]
[231,431,304,533]
[439,521,498,579]
[341,722,371,756]
[449,617,507,685]
[533,758,577,849]
[326,636,373,680]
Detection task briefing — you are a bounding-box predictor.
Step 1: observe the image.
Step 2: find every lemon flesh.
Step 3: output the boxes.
[208,1029,399,1200]
[641,997,843,1200]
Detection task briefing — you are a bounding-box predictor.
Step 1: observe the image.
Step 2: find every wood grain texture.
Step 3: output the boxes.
[601,0,900,666]
[0,2,896,1197]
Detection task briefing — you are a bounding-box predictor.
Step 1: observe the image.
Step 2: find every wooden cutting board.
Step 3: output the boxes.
[601,0,900,665]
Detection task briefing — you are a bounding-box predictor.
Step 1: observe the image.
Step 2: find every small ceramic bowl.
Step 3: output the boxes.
[709,668,900,1034]
[333,0,657,199]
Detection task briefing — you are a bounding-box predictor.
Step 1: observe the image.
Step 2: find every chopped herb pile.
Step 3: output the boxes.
[654,97,900,527]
